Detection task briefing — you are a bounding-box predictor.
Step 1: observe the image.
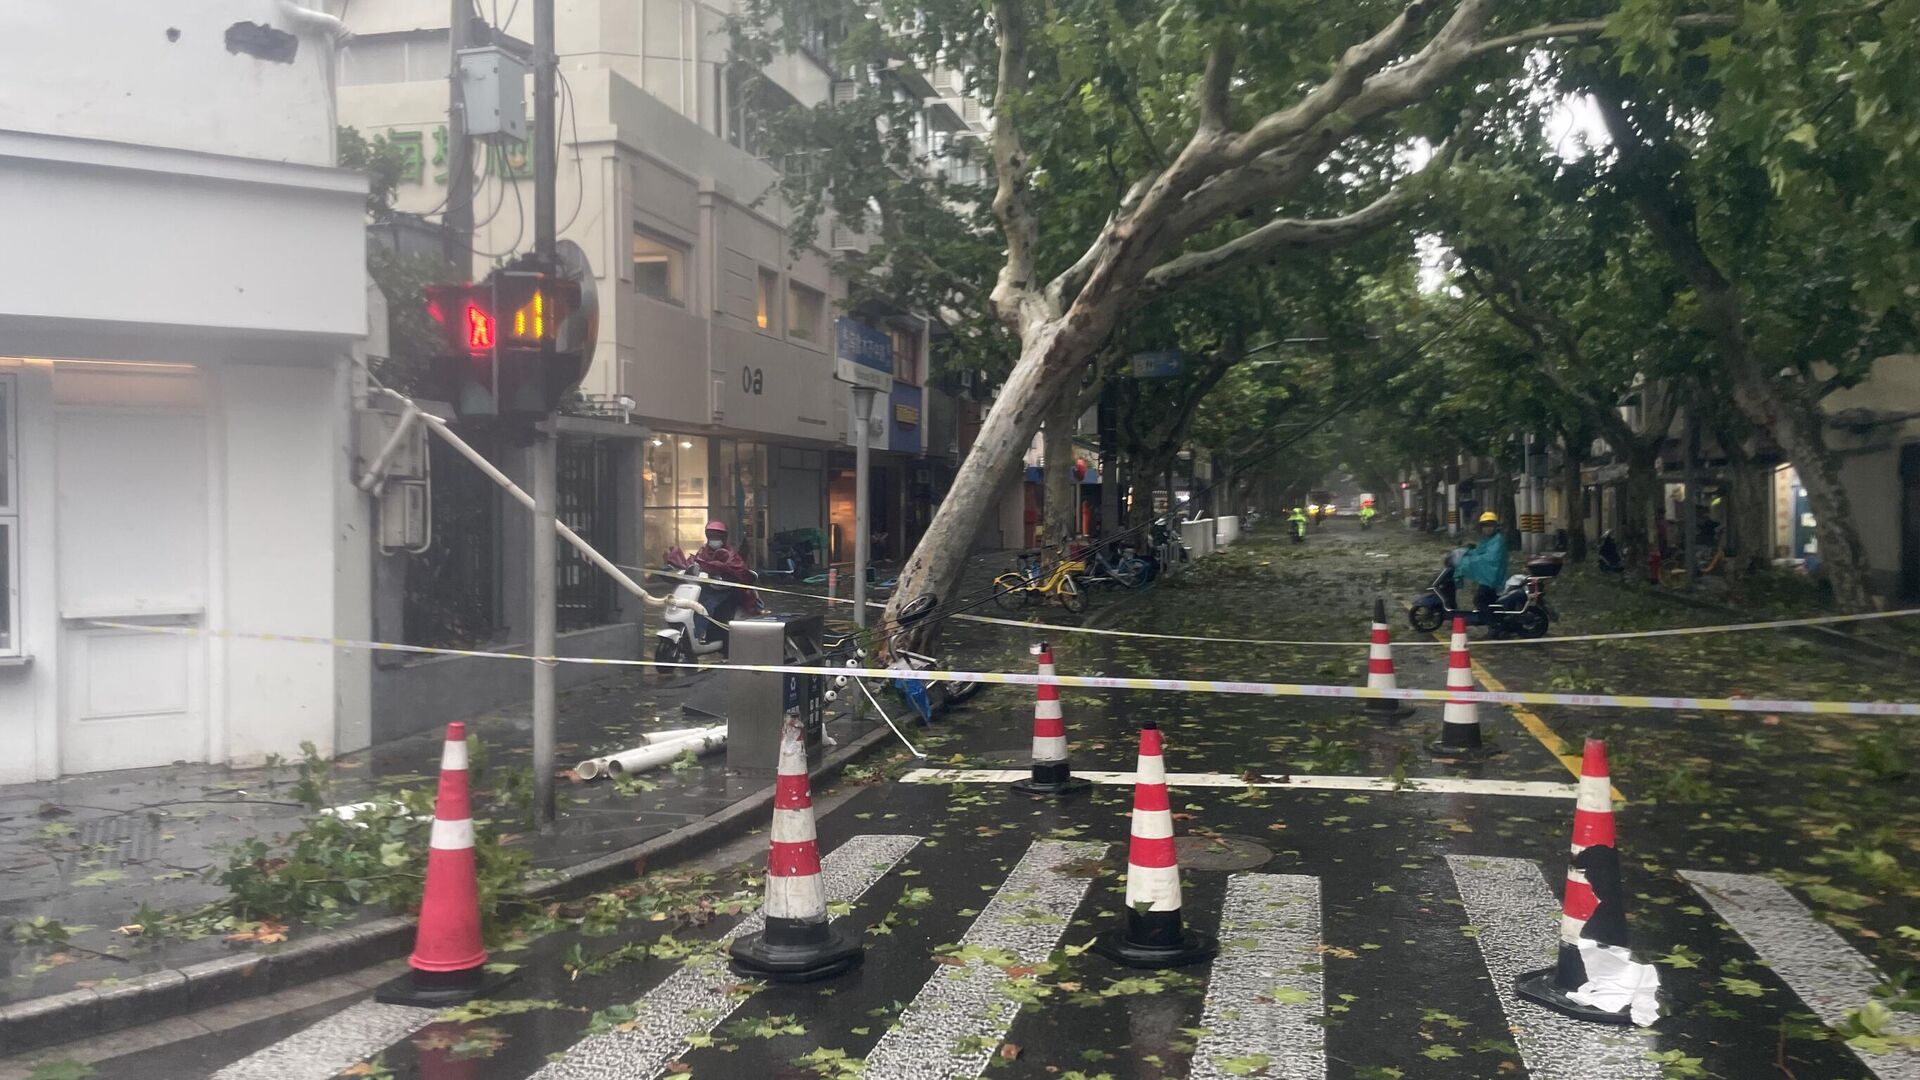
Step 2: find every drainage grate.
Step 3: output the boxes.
[1173,834,1273,871]
[59,816,160,871]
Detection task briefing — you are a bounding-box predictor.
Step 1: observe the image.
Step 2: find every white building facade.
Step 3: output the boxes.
[0,1,372,782]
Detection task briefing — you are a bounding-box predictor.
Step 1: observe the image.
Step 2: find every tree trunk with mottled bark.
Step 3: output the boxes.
[1042,389,1079,552]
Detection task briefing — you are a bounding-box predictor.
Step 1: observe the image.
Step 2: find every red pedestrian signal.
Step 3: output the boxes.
[465,301,496,351]
[423,273,588,420]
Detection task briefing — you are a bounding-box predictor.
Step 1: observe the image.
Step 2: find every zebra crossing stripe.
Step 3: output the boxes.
[1681,871,1920,1080]
[209,1001,439,1080]
[528,833,922,1080]
[863,839,1107,1078]
[1446,855,1661,1079]
[901,767,1576,799]
[1190,874,1324,1080]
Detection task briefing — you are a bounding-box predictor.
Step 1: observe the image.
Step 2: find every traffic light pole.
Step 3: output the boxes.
[852,387,876,628]
[531,423,558,826]
[445,0,473,268]
[530,0,560,827]
[533,0,557,265]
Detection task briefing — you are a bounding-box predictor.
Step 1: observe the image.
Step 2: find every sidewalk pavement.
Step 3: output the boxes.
[0,545,1055,1055]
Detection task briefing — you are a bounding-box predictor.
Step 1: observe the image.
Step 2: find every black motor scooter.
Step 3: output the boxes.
[1408,549,1554,638]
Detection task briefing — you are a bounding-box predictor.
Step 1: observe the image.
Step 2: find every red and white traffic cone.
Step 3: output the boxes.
[729,713,863,981]
[1363,598,1413,719]
[1517,739,1638,1023]
[1012,642,1090,797]
[1426,616,1487,759]
[377,722,513,1005]
[1093,720,1218,969]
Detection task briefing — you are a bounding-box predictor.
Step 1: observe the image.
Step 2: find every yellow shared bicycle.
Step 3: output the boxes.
[992,547,1090,614]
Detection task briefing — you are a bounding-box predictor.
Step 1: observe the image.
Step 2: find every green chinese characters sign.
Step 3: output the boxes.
[385,126,536,187]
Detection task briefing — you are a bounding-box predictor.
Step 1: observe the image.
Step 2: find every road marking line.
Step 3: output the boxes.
[1446,855,1660,1079]
[1190,874,1323,1080]
[1445,635,1624,801]
[527,833,923,1080]
[209,1001,439,1080]
[862,839,1107,1078]
[1681,871,1920,1079]
[900,768,1577,799]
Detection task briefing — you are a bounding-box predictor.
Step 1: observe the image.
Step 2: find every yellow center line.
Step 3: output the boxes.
[1434,630,1625,801]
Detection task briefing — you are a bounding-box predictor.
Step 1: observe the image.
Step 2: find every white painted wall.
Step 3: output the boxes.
[0,1,370,780]
[0,0,343,166]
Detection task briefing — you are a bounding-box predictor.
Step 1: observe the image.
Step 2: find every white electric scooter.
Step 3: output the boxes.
[653,549,763,664]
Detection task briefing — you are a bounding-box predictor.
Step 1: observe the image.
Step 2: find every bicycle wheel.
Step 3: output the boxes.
[1114,558,1145,588]
[993,574,1028,613]
[1057,574,1088,613]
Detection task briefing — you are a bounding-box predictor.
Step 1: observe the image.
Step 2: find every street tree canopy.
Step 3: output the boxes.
[730,0,1918,629]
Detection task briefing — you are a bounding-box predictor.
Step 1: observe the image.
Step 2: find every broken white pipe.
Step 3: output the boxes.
[605,726,728,777]
[355,407,420,495]
[573,727,721,779]
[415,408,677,612]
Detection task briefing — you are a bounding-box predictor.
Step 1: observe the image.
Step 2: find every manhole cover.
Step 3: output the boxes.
[1173,834,1272,871]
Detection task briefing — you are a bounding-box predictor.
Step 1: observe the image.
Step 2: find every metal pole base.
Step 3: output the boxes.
[374,964,517,1007]
[1092,909,1219,970]
[728,917,863,983]
[1515,967,1634,1025]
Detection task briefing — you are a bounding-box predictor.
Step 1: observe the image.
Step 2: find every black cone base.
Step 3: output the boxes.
[1427,732,1489,759]
[374,963,517,1006]
[1092,908,1219,970]
[729,918,863,983]
[1515,967,1634,1025]
[1012,771,1091,797]
[1365,699,1414,720]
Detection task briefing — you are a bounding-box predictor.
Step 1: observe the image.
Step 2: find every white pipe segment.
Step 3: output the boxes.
[604,726,727,776]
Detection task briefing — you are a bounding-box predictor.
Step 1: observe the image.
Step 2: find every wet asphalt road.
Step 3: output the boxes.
[26,520,1920,1080]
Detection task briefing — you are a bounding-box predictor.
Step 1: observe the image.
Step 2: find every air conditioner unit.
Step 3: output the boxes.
[830,221,861,252]
[831,79,861,105]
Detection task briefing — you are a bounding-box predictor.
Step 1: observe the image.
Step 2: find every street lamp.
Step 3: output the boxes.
[851,386,877,628]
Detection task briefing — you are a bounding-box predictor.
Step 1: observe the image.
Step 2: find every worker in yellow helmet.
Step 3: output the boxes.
[1453,510,1509,612]
[1287,506,1309,542]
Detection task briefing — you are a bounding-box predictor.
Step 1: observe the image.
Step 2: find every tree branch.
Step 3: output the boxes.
[1138,187,1412,300]
[1225,0,1445,165]
[988,0,1044,330]
[1462,13,1736,61]
[1199,37,1234,133]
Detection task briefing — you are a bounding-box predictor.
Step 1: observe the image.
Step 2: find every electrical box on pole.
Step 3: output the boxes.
[457,46,528,143]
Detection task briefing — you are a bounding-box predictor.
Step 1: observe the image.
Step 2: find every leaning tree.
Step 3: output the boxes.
[737,0,1748,641]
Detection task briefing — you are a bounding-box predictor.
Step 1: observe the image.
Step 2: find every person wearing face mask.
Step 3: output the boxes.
[690,520,761,623]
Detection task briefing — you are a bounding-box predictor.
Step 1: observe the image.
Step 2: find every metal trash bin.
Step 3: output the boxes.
[725,614,827,771]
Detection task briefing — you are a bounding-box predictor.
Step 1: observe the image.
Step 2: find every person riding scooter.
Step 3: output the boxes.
[689,520,762,624]
[1359,500,1377,529]
[1288,506,1309,543]
[1449,510,1510,614]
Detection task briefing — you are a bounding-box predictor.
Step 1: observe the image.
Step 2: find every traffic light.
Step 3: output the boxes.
[424,270,587,420]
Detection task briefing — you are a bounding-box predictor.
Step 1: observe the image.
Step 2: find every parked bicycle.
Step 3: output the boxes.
[820,594,986,723]
[992,547,1090,613]
[1074,536,1149,590]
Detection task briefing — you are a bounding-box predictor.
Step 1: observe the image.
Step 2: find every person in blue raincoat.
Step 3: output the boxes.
[1453,509,1510,612]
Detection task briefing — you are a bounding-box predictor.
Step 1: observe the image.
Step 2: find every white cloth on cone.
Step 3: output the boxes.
[1568,940,1662,1026]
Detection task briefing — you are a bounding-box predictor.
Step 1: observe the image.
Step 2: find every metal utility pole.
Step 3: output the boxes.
[1683,402,1700,587]
[530,424,557,824]
[444,0,474,268]
[533,0,557,265]
[529,0,560,826]
[1098,382,1119,538]
[852,387,877,628]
